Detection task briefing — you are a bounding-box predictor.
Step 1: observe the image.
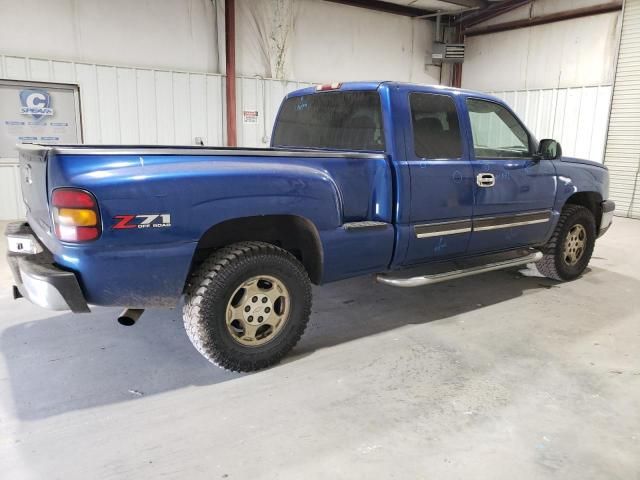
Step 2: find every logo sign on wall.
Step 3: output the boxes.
[0,79,82,158]
[19,89,54,120]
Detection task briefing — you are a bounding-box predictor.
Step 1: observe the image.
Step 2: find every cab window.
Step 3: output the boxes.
[410,93,463,159]
[466,98,531,158]
[272,91,385,152]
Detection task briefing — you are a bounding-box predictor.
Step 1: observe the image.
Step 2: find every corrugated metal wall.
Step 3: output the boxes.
[0,54,313,219]
[1,55,226,146]
[603,0,640,219]
[491,85,613,163]
[0,54,313,148]
[0,163,25,219]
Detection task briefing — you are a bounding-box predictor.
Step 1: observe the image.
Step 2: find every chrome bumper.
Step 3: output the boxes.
[598,200,615,238]
[5,222,90,313]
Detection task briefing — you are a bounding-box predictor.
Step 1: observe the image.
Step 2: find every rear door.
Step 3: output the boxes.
[403,91,474,265]
[464,97,556,253]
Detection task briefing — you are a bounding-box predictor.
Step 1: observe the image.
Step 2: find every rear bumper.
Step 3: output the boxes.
[5,222,90,313]
[598,200,615,238]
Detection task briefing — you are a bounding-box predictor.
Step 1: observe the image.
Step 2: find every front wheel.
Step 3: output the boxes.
[535,205,596,281]
[183,242,312,372]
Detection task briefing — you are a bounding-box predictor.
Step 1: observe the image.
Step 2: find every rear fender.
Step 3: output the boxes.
[188,166,343,233]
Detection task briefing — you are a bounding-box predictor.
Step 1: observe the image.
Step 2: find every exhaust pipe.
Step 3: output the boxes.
[118,308,144,326]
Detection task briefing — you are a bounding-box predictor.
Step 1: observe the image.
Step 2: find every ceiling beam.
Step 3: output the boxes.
[441,0,488,8]
[456,0,533,26]
[323,0,435,17]
[464,1,623,36]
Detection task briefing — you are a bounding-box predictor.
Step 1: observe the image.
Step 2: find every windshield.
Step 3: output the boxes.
[272,91,385,152]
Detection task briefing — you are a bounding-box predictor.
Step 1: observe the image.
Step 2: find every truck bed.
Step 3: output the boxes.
[16,143,396,307]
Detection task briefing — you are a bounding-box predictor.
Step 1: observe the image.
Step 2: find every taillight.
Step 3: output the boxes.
[51,188,101,242]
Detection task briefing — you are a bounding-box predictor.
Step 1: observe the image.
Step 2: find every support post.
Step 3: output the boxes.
[452,25,463,88]
[225,0,237,147]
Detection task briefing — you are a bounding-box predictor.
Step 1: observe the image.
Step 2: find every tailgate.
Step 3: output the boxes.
[18,145,51,231]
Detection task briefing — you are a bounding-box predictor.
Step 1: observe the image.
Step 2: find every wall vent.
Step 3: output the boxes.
[431,42,465,64]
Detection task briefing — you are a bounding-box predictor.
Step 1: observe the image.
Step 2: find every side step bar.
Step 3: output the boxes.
[376,250,543,288]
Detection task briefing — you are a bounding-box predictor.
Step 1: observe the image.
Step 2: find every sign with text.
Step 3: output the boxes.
[243,110,259,124]
[0,80,82,158]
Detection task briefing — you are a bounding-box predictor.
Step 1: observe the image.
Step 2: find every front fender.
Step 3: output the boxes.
[552,158,609,212]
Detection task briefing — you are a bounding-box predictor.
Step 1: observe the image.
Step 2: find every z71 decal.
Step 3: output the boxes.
[113,214,172,230]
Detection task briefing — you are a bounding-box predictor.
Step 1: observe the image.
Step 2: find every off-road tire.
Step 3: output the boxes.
[183,241,312,372]
[535,205,596,281]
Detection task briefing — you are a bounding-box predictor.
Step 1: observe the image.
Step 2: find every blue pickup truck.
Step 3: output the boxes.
[6,81,615,371]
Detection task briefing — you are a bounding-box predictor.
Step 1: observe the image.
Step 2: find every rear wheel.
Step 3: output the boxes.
[535,205,596,281]
[183,242,312,372]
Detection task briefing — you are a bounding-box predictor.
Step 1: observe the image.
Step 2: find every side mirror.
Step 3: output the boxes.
[537,139,562,160]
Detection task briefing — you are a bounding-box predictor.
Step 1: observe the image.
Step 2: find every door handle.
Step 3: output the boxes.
[476,173,495,187]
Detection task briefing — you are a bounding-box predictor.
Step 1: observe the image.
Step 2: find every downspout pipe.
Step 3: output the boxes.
[225,0,237,147]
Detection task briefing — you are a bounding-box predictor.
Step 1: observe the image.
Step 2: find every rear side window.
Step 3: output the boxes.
[272,91,385,151]
[466,98,531,158]
[410,93,462,159]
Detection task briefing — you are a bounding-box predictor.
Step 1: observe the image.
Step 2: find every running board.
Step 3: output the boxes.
[376,250,543,288]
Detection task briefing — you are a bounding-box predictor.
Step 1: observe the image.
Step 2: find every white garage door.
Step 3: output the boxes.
[604,0,640,218]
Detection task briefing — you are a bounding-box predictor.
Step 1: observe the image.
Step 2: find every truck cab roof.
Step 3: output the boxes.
[286,81,502,104]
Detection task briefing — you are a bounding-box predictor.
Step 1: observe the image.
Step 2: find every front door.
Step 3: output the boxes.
[464,97,557,253]
[403,91,474,265]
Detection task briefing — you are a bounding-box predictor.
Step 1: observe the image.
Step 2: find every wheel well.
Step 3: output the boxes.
[190,215,323,284]
[565,192,603,230]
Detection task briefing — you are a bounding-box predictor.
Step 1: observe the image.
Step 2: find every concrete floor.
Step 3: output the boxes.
[0,219,639,480]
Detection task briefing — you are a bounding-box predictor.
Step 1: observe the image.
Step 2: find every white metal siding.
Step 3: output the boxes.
[604,0,640,219]
[0,56,227,148]
[0,54,313,148]
[0,162,26,219]
[0,54,313,219]
[491,85,612,163]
